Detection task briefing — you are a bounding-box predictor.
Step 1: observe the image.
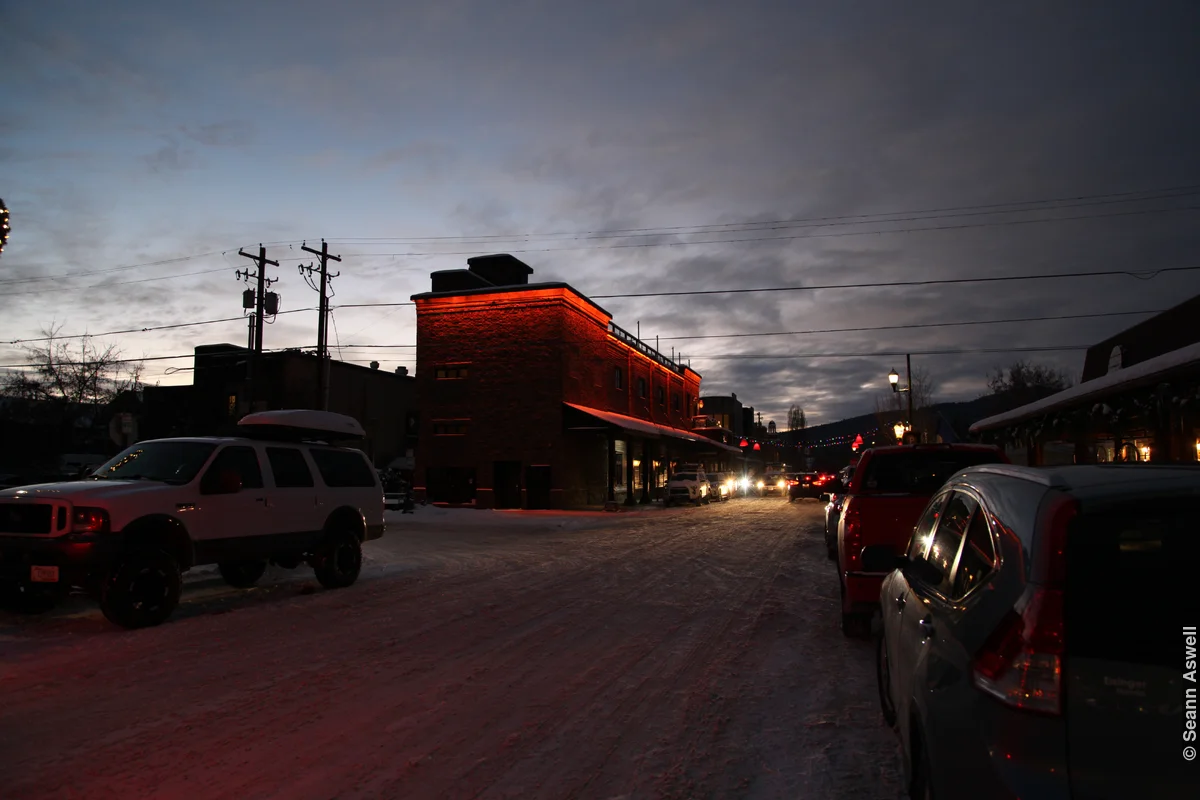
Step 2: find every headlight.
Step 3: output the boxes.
[72,507,110,534]
[777,480,785,489]
[757,480,765,489]
[740,478,750,490]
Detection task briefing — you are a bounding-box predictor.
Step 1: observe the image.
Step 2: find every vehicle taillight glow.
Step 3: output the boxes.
[842,500,863,570]
[972,588,1064,714]
[71,507,110,534]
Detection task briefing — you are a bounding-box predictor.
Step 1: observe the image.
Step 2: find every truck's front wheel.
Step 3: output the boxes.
[100,550,182,629]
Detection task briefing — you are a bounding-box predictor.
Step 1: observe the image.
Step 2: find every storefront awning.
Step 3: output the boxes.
[564,403,744,454]
[970,341,1200,433]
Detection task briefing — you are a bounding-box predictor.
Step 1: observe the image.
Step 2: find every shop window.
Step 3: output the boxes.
[436,366,469,380]
[614,366,624,390]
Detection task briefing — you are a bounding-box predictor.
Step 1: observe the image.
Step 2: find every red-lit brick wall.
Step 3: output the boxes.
[413,284,703,507]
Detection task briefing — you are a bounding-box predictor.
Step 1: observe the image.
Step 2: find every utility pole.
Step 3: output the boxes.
[906,353,914,431]
[299,239,341,410]
[237,244,279,411]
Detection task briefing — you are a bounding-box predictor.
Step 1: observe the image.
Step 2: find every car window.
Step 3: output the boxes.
[93,441,217,485]
[266,447,314,488]
[951,508,996,598]
[860,450,1003,494]
[924,491,978,592]
[673,473,696,481]
[907,491,949,561]
[308,448,376,488]
[201,445,264,491]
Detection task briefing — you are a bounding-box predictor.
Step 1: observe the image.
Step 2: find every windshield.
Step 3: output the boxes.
[672,473,696,481]
[92,441,219,485]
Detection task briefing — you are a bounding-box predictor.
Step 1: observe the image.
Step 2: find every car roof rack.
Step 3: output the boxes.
[236,409,366,442]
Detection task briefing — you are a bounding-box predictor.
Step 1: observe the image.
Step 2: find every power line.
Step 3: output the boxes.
[323,184,1200,242]
[684,346,1092,360]
[7,267,233,297]
[3,308,317,346]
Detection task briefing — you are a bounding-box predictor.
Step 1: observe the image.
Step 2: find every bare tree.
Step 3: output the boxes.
[2,324,144,408]
[987,360,1072,408]
[787,404,806,432]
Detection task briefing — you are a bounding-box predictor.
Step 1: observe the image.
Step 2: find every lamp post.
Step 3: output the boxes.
[888,353,914,443]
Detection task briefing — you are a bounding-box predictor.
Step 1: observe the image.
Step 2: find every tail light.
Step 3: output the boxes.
[71,507,110,534]
[841,499,863,570]
[972,494,1076,715]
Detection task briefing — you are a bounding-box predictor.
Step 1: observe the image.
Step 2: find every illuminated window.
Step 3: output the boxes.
[436,366,469,380]
[227,394,237,416]
[637,377,648,398]
[433,421,469,435]
[614,366,623,389]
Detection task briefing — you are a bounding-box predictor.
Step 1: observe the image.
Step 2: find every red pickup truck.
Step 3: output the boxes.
[836,443,1007,637]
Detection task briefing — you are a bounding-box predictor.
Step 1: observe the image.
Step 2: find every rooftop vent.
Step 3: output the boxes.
[466,253,533,286]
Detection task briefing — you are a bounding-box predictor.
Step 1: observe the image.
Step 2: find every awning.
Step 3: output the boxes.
[564,403,744,454]
[970,341,1200,433]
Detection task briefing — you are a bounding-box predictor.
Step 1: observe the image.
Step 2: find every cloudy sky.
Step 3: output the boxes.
[4,0,1200,427]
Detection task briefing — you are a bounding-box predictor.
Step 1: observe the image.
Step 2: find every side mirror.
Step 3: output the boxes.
[861,545,905,573]
[903,556,945,587]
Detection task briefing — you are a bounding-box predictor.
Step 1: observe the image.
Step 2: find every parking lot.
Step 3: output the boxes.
[0,497,904,799]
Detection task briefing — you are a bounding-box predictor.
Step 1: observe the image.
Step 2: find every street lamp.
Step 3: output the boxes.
[888,354,915,443]
[893,421,906,442]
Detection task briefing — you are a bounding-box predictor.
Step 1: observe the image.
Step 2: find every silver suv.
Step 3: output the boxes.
[867,464,1195,799]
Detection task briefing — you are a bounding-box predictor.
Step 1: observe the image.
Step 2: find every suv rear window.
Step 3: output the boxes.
[1066,500,1200,667]
[672,473,697,482]
[308,448,377,488]
[860,449,1003,494]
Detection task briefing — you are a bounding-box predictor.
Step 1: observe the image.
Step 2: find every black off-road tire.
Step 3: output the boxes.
[100,549,182,629]
[218,560,268,588]
[313,529,362,589]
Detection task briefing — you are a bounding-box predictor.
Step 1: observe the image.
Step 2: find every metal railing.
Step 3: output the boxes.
[608,323,685,374]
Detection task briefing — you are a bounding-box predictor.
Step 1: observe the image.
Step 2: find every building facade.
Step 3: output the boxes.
[141,345,417,468]
[412,254,742,508]
[971,294,1200,465]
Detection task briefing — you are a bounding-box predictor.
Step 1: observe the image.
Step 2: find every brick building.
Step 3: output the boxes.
[412,254,743,508]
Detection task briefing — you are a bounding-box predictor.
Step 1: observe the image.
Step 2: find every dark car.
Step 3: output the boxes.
[869,464,1198,800]
[787,471,825,501]
[837,443,1007,636]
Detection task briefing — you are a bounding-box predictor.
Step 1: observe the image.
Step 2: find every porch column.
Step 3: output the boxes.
[606,430,617,502]
[639,442,651,504]
[625,440,636,506]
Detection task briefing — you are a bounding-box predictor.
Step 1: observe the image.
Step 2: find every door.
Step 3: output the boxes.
[1064,498,1199,799]
[191,444,270,563]
[264,445,321,546]
[526,465,551,510]
[493,461,522,509]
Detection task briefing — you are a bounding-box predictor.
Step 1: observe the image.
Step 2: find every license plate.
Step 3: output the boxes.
[30,565,59,583]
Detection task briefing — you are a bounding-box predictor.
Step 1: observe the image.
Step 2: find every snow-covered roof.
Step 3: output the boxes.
[565,403,744,453]
[970,341,1200,433]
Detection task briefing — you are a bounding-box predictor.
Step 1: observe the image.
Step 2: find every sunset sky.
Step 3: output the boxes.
[4,0,1200,426]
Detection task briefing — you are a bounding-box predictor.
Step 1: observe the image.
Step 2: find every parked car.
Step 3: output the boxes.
[0,410,384,628]
[868,464,1197,800]
[820,466,853,558]
[665,469,709,506]
[836,443,1007,637]
[708,472,734,501]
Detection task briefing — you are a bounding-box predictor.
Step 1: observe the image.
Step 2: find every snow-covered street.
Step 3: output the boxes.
[0,497,904,799]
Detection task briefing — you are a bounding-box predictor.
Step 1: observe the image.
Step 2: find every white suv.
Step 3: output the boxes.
[665,469,710,506]
[0,410,384,628]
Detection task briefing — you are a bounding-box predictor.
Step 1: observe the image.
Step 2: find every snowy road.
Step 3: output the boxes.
[0,497,904,799]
